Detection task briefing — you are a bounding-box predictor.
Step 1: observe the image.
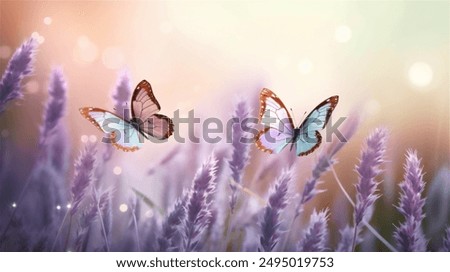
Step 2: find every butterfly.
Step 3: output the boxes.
[79,80,174,152]
[255,88,339,156]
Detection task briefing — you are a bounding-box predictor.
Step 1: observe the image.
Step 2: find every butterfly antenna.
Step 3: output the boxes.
[290,108,298,125]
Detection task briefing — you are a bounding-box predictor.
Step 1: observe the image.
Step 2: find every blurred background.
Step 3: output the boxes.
[0,1,449,250]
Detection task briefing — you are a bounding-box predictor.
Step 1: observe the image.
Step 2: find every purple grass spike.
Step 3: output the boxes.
[228,99,252,213]
[259,168,292,252]
[336,225,354,252]
[39,68,67,147]
[352,127,387,250]
[0,37,38,114]
[70,144,97,216]
[183,154,218,251]
[393,149,427,251]
[298,209,329,252]
[111,69,131,119]
[159,191,188,251]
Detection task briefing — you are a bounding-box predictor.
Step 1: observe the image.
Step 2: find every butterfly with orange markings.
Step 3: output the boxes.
[79,80,174,152]
[255,88,339,156]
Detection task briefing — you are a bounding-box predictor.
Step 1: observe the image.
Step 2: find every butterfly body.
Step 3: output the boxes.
[255,88,338,156]
[80,80,174,152]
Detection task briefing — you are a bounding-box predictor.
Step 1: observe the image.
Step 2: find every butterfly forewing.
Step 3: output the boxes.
[295,95,339,156]
[131,80,161,120]
[79,107,143,152]
[131,80,174,140]
[255,88,296,154]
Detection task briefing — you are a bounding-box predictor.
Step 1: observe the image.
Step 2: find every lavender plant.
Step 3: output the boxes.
[158,192,188,251]
[182,155,218,251]
[298,209,329,252]
[39,68,67,148]
[112,70,131,119]
[228,99,252,212]
[393,150,427,251]
[259,168,291,252]
[0,37,37,114]
[351,128,387,250]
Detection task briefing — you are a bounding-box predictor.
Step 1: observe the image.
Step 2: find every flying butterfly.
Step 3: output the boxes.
[255,88,339,156]
[80,80,174,152]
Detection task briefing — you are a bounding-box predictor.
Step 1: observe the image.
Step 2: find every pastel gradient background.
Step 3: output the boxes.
[0,1,448,251]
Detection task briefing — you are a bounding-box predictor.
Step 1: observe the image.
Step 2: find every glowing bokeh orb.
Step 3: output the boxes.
[408,62,433,88]
[119,204,128,213]
[113,166,122,176]
[43,17,52,25]
[335,25,352,43]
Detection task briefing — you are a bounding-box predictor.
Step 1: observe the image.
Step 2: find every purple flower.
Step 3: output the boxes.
[111,70,131,119]
[336,225,354,252]
[70,144,97,216]
[39,68,67,147]
[0,37,38,113]
[74,188,111,252]
[228,99,252,212]
[442,227,450,252]
[159,191,188,251]
[183,155,218,251]
[298,209,329,252]
[354,128,387,227]
[259,168,291,252]
[393,150,427,251]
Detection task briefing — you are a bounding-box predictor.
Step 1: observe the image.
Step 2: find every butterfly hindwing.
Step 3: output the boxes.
[295,95,339,156]
[79,107,143,152]
[255,88,295,154]
[138,113,174,140]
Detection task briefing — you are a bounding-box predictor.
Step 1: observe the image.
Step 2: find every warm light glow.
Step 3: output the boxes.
[66,203,72,209]
[0,45,11,59]
[298,59,313,74]
[102,47,125,69]
[32,32,45,44]
[335,25,352,43]
[89,135,97,143]
[113,166,122,175]
[119,204,128,213]
[409,62,433,88]
[81,135,88,143]
[43,16,52,25]
[73,36,98,63]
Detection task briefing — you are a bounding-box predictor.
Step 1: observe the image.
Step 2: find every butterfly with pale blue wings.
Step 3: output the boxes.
[79,80,174,152]
[255,88,339,156]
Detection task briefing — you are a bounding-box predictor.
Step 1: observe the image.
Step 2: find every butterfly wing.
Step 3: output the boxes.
[79,107,143,152]
[295,95,339,156]
[255,88,295,154]
[131,80,174,140]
